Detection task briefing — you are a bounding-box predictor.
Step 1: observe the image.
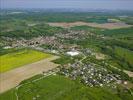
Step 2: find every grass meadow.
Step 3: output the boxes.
[0,75,123,100]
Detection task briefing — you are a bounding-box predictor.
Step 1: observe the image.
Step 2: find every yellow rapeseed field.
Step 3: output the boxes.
[0,49,51,73]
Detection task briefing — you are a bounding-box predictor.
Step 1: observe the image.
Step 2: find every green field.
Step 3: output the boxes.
[0,75,127,100]
[0,49,51,73]
[114,46,133,66]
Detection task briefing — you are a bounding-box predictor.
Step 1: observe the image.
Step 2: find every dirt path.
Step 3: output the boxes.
[0,56,59,93]
[48,22,132,29]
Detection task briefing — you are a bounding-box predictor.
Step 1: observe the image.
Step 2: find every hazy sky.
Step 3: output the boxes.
[1,0,133,10]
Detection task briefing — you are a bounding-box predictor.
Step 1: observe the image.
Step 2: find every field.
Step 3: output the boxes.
[99,27,133,38]
[0,55,59,93]
[114,46,133,66]
[48,22,132,29]
[0,49,51,73]
[0,75,126,100]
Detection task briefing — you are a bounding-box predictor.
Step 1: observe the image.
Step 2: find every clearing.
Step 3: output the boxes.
[48,21,132,29]
[0,49,51,73]
[124,70,133,77]
[95,53,106,60]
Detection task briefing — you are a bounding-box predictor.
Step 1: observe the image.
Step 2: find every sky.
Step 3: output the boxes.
[1,0,133,10]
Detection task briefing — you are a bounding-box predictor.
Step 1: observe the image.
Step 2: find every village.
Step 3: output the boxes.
[1,26,131,90]
[59,60,122,88]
